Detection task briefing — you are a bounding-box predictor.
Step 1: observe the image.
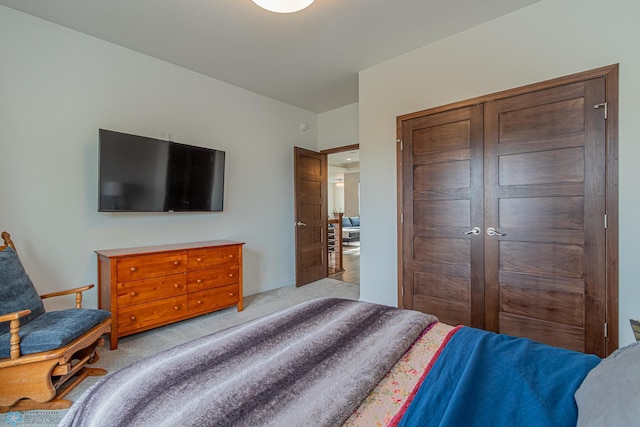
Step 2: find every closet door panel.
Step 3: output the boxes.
[500,196,584,230]
[498,313,585,351]
[499,283,585,326]
[499,147,585,186]
[500,241,584,278]
[484,78,607,355]
[402,105,484,328]
[414,200,470,226]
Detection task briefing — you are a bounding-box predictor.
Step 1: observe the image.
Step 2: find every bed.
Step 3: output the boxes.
[60,298,639,427]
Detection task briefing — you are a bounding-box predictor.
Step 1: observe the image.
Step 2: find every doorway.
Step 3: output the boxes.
[324,145,360,285]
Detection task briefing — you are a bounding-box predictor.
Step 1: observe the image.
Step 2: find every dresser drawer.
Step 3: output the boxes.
[117,274,187,307]
[118,296,187,334]
[187,264,239,293]
[188,285,239,315]
[117,251,187,282]
[187,246,240,270]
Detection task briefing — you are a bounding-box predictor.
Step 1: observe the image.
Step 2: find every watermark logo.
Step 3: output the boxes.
[3,411,63,426]
[4,413,23,426]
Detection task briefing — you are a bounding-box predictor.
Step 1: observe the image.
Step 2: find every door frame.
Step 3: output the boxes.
[321,144,360,155]
[396,64,619,353]
[321,144,360,277]
[293,144,360,286]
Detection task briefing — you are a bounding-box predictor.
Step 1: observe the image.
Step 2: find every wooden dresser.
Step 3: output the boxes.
[96,240,244,349]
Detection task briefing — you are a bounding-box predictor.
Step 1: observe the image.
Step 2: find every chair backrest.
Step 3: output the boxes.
[0,232,45,335]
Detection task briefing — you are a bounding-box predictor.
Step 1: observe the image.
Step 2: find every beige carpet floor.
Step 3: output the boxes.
[3,278,359,427]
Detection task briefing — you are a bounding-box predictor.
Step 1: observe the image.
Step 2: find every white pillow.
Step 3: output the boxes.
[575,341,640,426]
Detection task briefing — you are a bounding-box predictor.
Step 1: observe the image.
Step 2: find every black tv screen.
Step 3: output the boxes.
[98,129,225,212]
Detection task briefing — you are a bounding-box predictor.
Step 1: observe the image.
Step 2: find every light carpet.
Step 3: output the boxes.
[1,278,359,427]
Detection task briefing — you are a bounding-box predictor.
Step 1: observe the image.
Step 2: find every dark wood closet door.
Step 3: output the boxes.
[399,66,617,356]
[401,105,485,328]
[484,78,607,355]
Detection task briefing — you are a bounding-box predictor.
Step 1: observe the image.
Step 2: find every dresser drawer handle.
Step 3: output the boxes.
[130,267,137,272]
[197,300,203,305]
[174,283,180,289]
[130,291,137,297]
[228,273,234,278]
[173,305,180,311]
[130,315,136,321]
[228,292,234,297]
[196,257,203,262]
[228,254,234,258]
[196,279,203,284]
[173,261,180,266]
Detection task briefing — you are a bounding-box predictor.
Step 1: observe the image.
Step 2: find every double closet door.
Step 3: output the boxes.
[399,67,617,357]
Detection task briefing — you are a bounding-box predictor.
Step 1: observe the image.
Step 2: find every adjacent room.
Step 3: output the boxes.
[327,148,360,285]
[1,0,640,425]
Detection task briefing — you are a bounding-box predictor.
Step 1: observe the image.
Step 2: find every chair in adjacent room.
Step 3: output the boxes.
[0,231,112,413]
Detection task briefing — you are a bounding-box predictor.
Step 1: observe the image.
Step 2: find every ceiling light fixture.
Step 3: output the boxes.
[335,179,344,188]
[252,0,314,13]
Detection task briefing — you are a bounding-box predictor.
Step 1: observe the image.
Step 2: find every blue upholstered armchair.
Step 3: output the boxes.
[0,231,112,412]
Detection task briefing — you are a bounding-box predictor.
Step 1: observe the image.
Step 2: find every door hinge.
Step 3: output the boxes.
[398,139,403,150]
[401,286,404,296]
[604,322,608,338]
[401,214,404,224]
[604,213,608,229]
[594,102,608,119]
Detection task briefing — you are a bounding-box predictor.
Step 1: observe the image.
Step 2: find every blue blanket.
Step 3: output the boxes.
[399,327,600,427]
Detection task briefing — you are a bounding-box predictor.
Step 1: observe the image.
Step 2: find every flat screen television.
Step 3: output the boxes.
[98,129,225,212]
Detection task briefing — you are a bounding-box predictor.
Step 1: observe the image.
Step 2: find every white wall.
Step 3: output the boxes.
[327,165,346,216]
[318,103,359,150]
[0,6,317,307]
[359,0,640,346]
[344,172,360,217]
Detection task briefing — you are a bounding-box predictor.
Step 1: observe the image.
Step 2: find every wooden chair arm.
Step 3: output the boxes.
[0,310,30,360]
[40,284,95,308]
[0,309,31,324]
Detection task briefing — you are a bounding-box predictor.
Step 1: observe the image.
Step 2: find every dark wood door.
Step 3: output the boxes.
[401,105,485,328]
[399,67,616,357]
[294,147,328,287]
[484,78,607,355]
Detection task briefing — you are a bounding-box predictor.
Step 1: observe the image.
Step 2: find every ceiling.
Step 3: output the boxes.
[0,0,540,113]
[328,149,359,183]
[328,149,359,168]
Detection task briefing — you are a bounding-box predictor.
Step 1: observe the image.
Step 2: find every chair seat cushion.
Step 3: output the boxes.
[0,308,111,358]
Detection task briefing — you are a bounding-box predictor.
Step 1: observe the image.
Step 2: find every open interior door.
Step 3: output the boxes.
[294,147,328,287]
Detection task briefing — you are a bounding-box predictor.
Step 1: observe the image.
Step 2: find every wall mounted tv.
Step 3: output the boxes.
[98,129,225,212]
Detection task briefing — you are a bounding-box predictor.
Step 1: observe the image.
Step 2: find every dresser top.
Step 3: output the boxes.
[95,240,245,258]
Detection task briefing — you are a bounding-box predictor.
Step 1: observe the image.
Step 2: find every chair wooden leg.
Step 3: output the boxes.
[0,359,58,407]
[0,322,111,412]
[0,366,108,413]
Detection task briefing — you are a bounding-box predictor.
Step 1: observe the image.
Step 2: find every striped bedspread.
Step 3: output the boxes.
[62,298,598,427]
[60,298,436,427]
